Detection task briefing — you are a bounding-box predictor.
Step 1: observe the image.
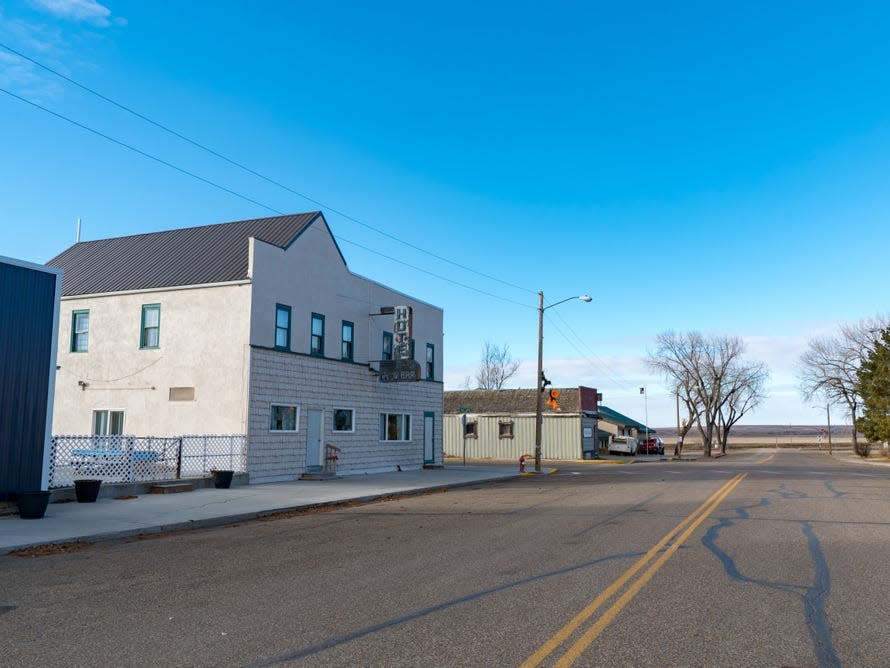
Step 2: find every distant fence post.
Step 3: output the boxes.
[176,438,183,480]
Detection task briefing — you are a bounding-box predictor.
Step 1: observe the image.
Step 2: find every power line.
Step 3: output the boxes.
[0,41,534,296]
[0,85,532,309]
[546,309,638,392]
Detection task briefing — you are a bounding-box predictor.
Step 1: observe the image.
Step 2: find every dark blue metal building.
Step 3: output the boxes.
[0,256,61,499]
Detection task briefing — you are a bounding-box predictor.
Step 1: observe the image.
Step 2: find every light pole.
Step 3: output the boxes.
[534,291,592,473]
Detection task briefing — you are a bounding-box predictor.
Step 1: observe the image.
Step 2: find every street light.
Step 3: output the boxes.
[535,291,592,472]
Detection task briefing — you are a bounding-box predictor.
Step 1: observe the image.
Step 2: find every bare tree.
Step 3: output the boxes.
[475,341,521,390]
[648,332,765,456]
[716,361,769,453]
[798,316,889,456]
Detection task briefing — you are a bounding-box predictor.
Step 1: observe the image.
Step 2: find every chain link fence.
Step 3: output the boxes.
[49,434,247,488]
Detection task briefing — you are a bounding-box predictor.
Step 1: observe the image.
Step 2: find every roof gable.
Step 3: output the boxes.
[47,212,325,296]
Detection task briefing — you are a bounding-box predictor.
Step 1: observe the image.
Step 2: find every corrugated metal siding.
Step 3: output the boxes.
[0,261,59,496]
[444,415,582,460]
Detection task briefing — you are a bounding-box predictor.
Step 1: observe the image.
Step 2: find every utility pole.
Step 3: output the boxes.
[534,291,545,473]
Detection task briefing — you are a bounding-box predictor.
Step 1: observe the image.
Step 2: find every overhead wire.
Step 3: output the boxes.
[3,45,647,382]
[0,85,532,309]
[0,41,534,296]
[546,309,639,392]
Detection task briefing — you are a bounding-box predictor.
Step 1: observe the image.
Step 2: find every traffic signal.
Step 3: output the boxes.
[546,389,561,411]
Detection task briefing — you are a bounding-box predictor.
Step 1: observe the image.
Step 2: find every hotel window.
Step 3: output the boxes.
[71,310,89,352]
[140,304,160,349]
[92,409,124,436]
[311,313,325,356]
[499,421,514,439]
[382,331,393,360]
[270,404,299,432]
[341,321,354,361]
[380,413,411,441]
[275,304,291,350]
[333,409,354,432]
[426,343,435,380]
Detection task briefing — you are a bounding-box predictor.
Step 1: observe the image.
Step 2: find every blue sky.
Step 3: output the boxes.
[2,1,889,427]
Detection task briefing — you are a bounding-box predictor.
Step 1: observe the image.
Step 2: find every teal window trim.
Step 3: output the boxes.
[140,304,160,349]
[71,309,89,353]
[341,320,354,361]
[275,304,291,351]
[311,312,325,356]
[382,331,393,361]
[426,343,435,380]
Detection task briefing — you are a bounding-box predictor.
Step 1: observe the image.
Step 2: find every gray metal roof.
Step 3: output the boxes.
[47,212,325,296]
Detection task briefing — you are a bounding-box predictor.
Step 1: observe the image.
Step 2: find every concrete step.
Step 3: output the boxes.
[149,482,194,494]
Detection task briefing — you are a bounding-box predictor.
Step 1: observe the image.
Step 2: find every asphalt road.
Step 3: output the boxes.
[1,450,887,667]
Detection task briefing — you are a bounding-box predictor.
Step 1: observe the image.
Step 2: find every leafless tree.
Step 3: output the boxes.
[798,315,889,456]
[475,341,521,390]
[648,332,767,456]
[716,361,769,453]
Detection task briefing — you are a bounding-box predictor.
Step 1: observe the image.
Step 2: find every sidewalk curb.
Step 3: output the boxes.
[2,473,521,556]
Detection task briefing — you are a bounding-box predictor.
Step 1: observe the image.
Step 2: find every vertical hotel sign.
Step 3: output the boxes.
[380,305,421,382]
[393,305,412,359]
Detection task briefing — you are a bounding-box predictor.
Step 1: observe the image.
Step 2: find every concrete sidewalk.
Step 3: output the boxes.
[0,464,519,555]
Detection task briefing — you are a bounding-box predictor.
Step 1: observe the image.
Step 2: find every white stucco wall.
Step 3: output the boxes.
[52,282,252,436]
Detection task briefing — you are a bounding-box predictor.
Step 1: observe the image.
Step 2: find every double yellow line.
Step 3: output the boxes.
[522,472,747,668]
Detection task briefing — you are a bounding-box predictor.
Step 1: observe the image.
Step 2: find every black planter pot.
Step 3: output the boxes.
[74,479,102,503]
[17,491,50,519]
[212,470,234,489]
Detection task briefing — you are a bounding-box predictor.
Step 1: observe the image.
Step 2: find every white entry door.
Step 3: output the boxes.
[307,409,323,470]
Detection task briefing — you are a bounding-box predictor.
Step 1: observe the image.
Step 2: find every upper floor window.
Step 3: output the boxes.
[426,343,435,380]
[382,331,393,361]
[341,321,354,361]
[311,313,325,356]
[71,310,89,353]
[275,304,291,350]
[140,304,160,349]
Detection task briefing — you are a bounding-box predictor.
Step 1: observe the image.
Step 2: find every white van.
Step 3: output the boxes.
[608,435,638,455]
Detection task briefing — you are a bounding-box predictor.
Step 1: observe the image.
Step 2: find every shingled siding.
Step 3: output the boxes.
[247,347,443,482]
[444,414,583,460]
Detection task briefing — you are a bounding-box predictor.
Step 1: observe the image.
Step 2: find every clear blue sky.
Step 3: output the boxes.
[3,1,889,427]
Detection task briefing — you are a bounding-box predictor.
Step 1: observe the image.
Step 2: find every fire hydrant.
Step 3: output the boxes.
[519,455,526,473]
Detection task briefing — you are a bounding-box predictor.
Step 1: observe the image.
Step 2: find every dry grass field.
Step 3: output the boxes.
[655,425,880,451]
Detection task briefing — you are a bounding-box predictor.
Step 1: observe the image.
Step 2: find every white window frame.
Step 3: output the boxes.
[379,413,411,442]
[332,408,355,433]
[92,409,124,436]
[270,404,300,432]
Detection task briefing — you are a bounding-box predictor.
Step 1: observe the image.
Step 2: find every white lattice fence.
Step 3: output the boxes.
[179,435,248,477]
[49,434,247,488]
